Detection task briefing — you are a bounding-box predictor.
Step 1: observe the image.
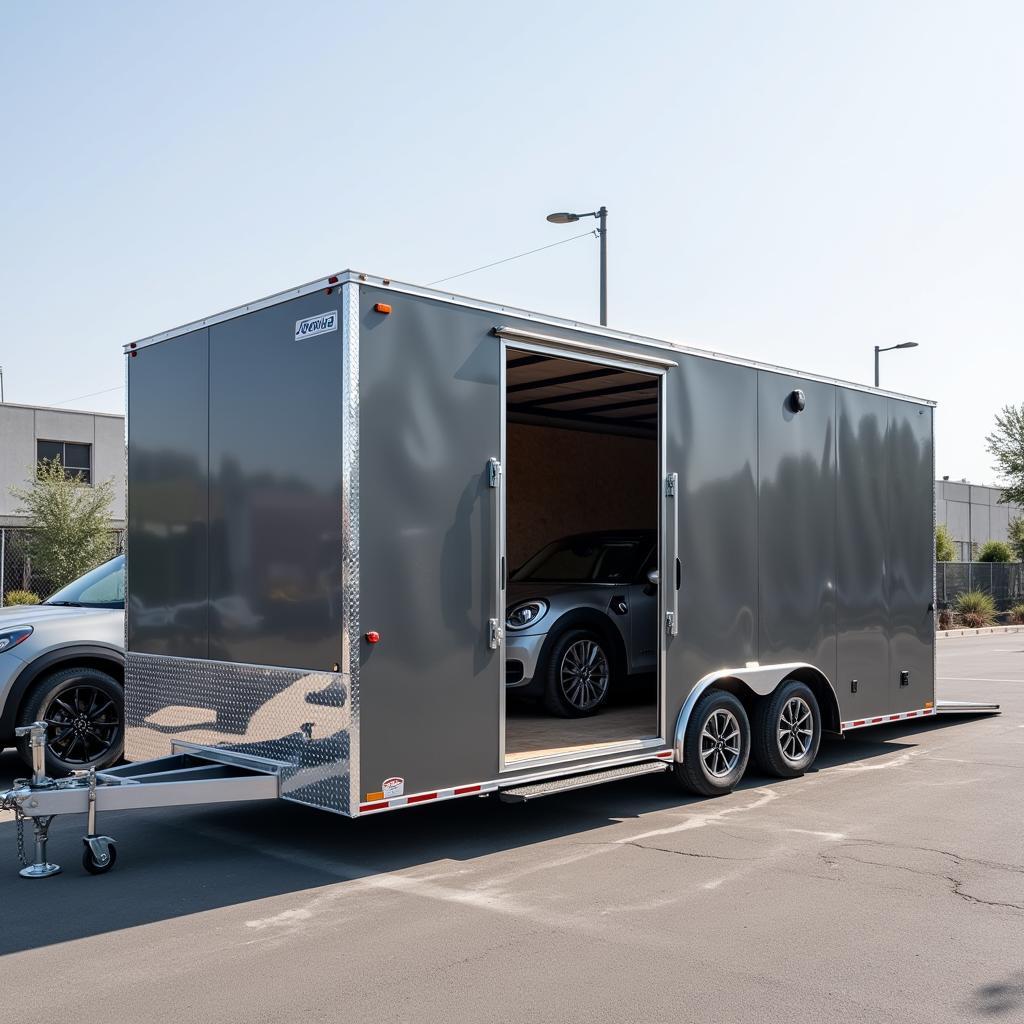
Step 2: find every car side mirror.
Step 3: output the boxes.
[646,570,659,586]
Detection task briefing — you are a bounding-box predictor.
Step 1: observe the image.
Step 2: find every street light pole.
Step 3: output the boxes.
[546,206,609,326]
[873,342,919,387]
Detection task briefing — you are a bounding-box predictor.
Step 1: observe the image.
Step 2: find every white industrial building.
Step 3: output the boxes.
[935,478,1022,561]
[0,402,125,528]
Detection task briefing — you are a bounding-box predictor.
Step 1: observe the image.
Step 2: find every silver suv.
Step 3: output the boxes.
[0,555,124,775]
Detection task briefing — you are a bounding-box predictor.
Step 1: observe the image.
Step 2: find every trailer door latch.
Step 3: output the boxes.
[488,618,503,649]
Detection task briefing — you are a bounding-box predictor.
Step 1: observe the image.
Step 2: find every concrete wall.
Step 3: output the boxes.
[0,402,125,526]
[936,479,1022,559]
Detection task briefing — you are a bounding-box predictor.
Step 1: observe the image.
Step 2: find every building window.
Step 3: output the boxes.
[37,440,92,484]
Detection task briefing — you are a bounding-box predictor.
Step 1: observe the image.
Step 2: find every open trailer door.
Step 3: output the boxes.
[354,284,506,802]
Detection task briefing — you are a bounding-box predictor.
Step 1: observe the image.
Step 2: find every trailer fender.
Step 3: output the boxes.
[673,662,840,763]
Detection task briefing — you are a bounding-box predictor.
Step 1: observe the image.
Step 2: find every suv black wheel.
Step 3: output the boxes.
[16,666,124,776]
[673,688,751,797]
[542,628,614,718]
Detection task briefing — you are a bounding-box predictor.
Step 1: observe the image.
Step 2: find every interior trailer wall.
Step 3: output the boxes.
[506,423,657,568]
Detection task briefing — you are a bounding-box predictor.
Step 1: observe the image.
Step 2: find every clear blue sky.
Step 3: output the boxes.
[1,1,1020,484]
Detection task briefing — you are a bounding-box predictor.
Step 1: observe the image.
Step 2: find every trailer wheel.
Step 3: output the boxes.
[82,840,117,875]
[752,680,821,778]
[674,689,750,797]
[542,628,613,718]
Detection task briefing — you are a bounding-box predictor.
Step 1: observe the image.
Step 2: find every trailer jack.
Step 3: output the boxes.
[1,723,281,879]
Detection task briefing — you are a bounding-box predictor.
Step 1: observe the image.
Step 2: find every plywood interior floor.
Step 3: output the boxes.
[504,703,658,761]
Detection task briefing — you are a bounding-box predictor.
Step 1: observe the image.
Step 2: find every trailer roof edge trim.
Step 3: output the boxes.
[124,269,936,407]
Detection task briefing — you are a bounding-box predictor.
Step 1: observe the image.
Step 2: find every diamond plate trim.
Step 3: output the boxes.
[341,281,360,812]
[125,652,352,813]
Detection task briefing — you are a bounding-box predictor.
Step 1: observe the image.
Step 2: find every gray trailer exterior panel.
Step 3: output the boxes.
[123,271,936,816]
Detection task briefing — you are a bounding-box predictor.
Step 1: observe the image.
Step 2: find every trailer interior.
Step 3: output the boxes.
[503,349,661,763]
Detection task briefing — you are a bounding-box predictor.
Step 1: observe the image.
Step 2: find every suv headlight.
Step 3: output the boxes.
[506,600,548,631]
[0,626,33,654]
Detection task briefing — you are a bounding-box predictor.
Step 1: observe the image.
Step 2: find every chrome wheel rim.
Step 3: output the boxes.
[559,640,610,710]
[700,708,741,778]
[43,684,119,765]
[778,696,813,763]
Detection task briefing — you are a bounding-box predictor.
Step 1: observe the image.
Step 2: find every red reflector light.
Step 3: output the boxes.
[327,275,339,285]
[365,631,380,644]
[374,303,392,314]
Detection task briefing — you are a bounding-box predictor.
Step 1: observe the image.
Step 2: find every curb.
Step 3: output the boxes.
[937,625,1024,638]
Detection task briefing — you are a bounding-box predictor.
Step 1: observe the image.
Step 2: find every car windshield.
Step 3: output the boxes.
[45,556,125,609]
[513,537,649,584]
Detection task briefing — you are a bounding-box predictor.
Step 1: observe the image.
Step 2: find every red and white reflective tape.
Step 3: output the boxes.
[358,750,676,815]
[841,706,934,732]
[359,783,498,815]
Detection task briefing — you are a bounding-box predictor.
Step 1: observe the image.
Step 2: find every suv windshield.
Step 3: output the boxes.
[513,537,650,584]
[45,556,125,609]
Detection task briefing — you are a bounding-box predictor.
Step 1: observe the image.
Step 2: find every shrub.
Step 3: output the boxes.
[1009,517,1024,562]
[954,589,997,625]
[1008,603,1024,625]
[935,524,956,562]
[4,590,40,606]
[976,540,1013,563]
[937,608,953,630]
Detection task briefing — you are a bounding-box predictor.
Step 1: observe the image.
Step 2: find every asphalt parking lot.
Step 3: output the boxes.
[2,633,1021,1024]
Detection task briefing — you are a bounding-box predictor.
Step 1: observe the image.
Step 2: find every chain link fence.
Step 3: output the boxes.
[0,527,124,607]
[938,561,1024,610]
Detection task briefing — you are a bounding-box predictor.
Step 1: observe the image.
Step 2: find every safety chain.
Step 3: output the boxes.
[1,790,29,867]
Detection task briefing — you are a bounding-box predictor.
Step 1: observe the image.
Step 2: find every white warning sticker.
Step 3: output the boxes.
[382,777,405,798]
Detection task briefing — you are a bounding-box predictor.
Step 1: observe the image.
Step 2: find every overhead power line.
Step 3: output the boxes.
[428,229,596,286]
[49,385,125,408]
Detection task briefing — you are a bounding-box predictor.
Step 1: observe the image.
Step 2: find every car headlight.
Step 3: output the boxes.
[0,626,33,654]
[506,600,548,631]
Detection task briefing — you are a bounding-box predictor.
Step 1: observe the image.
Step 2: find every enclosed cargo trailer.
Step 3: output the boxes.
[3,271,953,876]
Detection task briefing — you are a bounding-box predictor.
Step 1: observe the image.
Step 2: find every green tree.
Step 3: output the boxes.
[976,540,1013,563]
[1008,516,1024,562]
[986,404,1024,505]
[935,523,956,562]
[10,457,116,591]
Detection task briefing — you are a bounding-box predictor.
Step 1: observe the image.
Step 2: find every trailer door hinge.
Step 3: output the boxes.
[665,473,677,497]
[488,457,502,488]
[488,618,504,649]
[666,611,677,636]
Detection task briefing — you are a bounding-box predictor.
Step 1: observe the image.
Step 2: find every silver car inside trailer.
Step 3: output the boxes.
[5,269,993,877]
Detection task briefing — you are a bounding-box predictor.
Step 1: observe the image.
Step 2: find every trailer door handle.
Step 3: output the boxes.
[488,457,503,650]
[666,473,679,636]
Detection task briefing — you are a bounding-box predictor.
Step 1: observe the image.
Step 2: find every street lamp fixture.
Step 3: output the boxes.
[546,206,608,325]
[874,342,919,387]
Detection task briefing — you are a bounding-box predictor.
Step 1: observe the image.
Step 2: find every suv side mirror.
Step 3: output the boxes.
[646,570,659,587]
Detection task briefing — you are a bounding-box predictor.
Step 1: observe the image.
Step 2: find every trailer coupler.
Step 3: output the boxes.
[1,722,281,879]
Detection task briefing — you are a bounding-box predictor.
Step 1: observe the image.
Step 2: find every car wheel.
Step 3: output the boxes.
[542,628,614,718]
[16,666,124,776]
[751,680,821,778]
[674,688,750,797]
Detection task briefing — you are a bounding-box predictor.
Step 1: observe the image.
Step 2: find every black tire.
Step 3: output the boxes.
[752,679,821,778]
[673,689,751,797]
[542,628,614,718]
[82,840,117,875]
[16,666,124,776]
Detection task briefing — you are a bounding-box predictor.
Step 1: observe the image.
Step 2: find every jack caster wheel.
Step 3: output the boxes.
[82,838,117,875]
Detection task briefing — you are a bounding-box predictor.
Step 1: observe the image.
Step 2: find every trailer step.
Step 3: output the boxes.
[499,759,670,803]
[935,699,1001,715]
